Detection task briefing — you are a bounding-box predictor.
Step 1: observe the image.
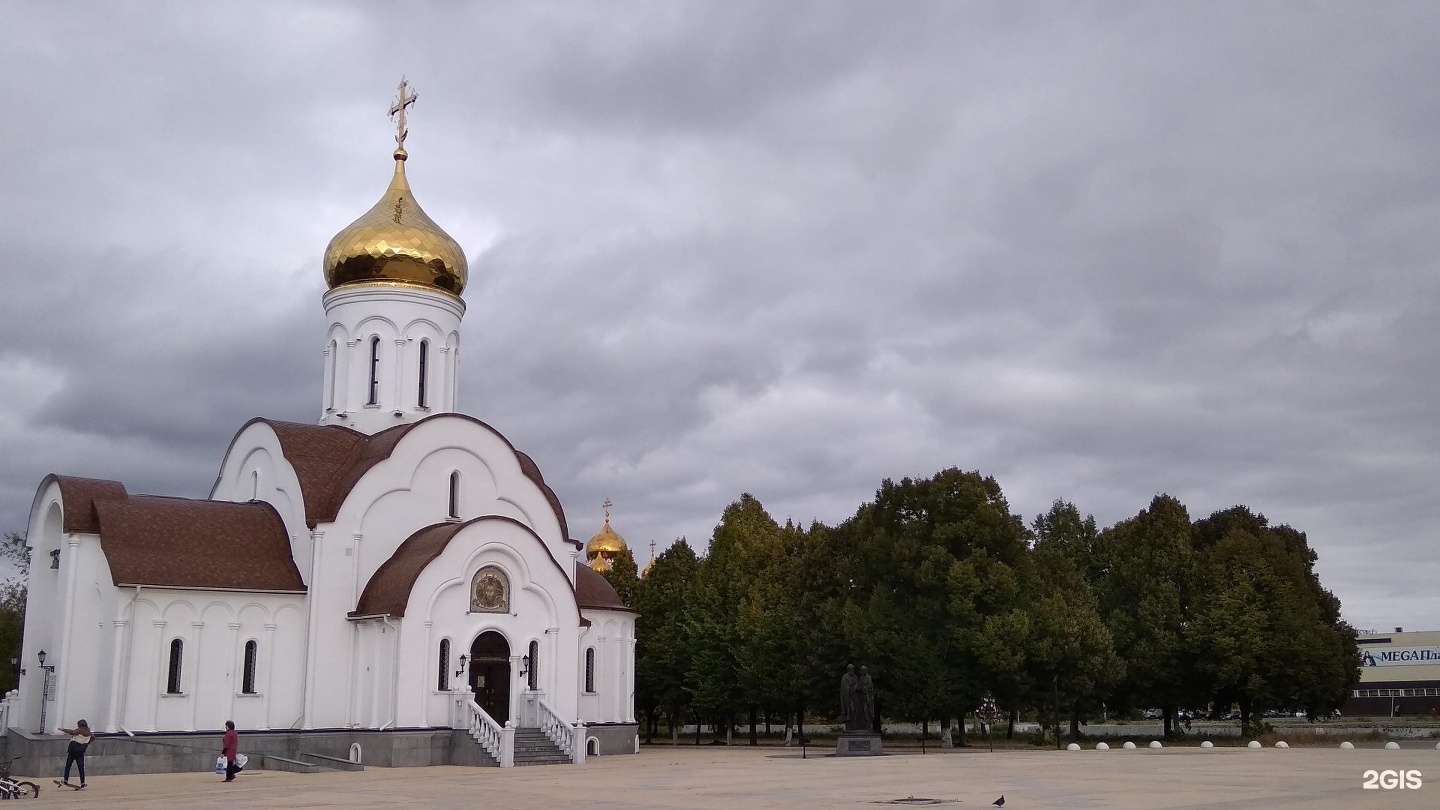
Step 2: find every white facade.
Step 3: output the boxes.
[15,147,637,757]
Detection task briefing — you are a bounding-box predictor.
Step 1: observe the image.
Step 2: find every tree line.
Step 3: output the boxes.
[600,468,1360,743]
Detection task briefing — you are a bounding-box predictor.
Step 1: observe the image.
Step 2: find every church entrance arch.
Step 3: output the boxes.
[469,631,511,725]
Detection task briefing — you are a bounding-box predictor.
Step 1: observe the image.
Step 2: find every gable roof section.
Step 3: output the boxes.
[46,474,128,534]
[226,415,571,540]
[352,515,577,619]
[93,495,305,591]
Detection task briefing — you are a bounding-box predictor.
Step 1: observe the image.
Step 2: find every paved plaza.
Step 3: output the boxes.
[16,744,1440,809]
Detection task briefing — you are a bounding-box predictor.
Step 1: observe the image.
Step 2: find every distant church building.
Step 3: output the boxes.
[584,499,631,573]
[14,84,637,765]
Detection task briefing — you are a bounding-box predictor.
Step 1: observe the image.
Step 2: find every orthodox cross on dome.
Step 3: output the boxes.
[649,539,656,565]
[602,497,612,524]
[389,77,418,150]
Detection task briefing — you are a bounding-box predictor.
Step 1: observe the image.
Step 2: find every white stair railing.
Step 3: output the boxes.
[0,689,14,737]
[537,697,586,764]
[458,695,514,767]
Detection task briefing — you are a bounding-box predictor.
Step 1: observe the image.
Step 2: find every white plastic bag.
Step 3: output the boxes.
[235,753,248,772]
[214,756,226,775]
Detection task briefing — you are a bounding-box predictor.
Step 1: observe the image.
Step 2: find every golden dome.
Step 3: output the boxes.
[323,148,468,295]
[586,500,630,572]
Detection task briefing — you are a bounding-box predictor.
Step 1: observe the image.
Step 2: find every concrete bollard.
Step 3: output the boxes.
[1123,742,1137,750]
[1067,743,1080,751]
[1386,742,1401,750]
[1340,742,1354,750]
[1200,741,1214,749]
[1275,741,1289,749]
[1148,741,1162,749]
[1096,742,1109,750]
[1247,741,1262,749]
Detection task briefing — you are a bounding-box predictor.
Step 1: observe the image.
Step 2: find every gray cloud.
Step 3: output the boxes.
[2,1,1438,631]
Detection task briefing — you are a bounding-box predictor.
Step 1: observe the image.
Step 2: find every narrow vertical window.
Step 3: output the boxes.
[242,640,258,694]
[417,339,430,409]
[250,470,259,500]
[527,639,539,690]
[167,639,184,694]
[448,471,460,519]
[585,647,595,693]
[438,639,451,691]
[367,336,381,405]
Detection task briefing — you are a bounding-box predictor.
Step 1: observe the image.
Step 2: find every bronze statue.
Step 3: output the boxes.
[840,664,873,732]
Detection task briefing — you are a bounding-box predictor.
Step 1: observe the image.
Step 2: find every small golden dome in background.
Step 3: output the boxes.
[586,499,630,572]
[323,149,468,295]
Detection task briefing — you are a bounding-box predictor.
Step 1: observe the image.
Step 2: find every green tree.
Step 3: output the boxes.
[0,532,28,694]
[1095,494,1199,736]
[599,546,640,608]
[839,469,1030,741]
[634,538,699,743]
[1190,507,1359,727]
[1024,543,1123,740]
[686,494,782,742]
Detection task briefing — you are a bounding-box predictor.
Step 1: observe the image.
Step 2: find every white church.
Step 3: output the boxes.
[14,86,637,767]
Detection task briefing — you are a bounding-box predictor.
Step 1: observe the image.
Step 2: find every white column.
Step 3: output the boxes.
[105,619,129,733]
[508,653,522,725]
[346,623,361,729]
[351,533,364,608]
[52,537,83,734]
[369,624,384,729]
[300,530,323,729]
[451,343,460,411]
[260,623,277,731]
[322,343,335,415]
[424,620,435,726]
[227,622,241,724]
[393,338,407,411]
[147,620,166,732]
[545,626,559,699]
[343,338,361,414]
[596,635,608,722]
[625,635,637,723]
[186,621,204,731]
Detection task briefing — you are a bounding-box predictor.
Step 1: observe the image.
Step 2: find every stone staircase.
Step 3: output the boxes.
[512,729,570,766]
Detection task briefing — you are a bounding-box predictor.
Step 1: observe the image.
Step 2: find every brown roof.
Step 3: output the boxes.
[576,565,635,613]
[352,515,579,619]
[93,496,305,591]
[46,475,128,534]
[220,415,571,538]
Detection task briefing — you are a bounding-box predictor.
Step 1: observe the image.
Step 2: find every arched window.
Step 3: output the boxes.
[250,470,259,501]
[448,471,460,519]
[166,639,184,694]
[438,638,451,691]
[527,640,540,691]
[367,336,381,405]
[417,339,430,409]
[242,640,258,694]
[585,647,595,693]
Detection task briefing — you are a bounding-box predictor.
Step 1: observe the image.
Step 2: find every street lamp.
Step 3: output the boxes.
[37,650,55,734]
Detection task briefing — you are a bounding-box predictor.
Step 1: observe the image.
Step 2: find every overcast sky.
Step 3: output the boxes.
[2,2,1437,631]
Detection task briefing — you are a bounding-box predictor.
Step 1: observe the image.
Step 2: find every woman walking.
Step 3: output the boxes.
[59,719,94,789]
[221,720,240,782]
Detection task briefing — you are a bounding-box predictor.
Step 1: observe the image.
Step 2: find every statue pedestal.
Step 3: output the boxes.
[836,731,883,757]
